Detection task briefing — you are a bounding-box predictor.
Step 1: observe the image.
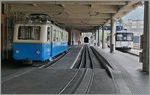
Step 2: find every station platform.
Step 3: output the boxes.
[1,45,149,94]
[49,45,82,69]
[94,47,149,94]
[128,48,142,56]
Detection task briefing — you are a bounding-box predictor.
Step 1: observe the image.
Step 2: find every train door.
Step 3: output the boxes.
[47,27,51,43]
[47,26,52,58]
[50,26,53,57]
[51,25,57,57]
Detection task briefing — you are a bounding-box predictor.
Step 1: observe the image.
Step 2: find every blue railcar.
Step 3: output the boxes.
[13,14,68,62]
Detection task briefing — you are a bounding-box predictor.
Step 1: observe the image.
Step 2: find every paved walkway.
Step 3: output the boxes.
[49,45,82,69]
[128,49,142,56]
[94,47,149,94]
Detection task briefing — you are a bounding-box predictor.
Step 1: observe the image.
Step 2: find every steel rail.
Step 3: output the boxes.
[59,46,87,94]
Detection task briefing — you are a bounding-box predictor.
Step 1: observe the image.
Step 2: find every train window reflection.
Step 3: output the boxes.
[18,26,41,40]
[47,27,51,41]
[116,33,133,41]
[123,36,127,40]
[127,34,133,41]
[53,29,56,42]
[116,34,123,41]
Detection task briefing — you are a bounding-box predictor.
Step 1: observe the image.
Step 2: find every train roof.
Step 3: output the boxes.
[15,20,52,24]
[116,30,133,33]
[16,13,66,30]
[15,21,67,31]
[116,31,133,33]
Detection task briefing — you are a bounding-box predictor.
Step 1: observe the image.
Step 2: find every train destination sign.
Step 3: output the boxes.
[104,26,123,31]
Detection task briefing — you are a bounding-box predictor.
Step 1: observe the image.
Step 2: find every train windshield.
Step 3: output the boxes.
[116,33,133,41]
[126,33,133,41]
[116,34,123,41]
[18,26,41,40]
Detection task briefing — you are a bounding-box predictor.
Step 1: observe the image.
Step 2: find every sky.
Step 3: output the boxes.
[122,6,144,21]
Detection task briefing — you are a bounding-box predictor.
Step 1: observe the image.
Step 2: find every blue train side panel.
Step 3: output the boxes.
[13,43,52,61]
[51,42,68,57]
[13,42,68,61]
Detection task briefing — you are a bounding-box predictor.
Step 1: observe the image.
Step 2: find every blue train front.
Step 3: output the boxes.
[13,14,68,61]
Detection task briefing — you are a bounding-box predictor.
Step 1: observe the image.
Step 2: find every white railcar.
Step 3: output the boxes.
[107,30,133,51]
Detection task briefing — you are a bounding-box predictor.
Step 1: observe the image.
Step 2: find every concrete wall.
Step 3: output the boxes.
[1,14,6,59]
[70,29,81,45]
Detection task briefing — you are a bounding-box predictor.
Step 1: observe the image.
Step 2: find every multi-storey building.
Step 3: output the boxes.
[123,19,143,49]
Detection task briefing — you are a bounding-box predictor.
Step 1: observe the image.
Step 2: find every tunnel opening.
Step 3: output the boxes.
[84,37,89,43]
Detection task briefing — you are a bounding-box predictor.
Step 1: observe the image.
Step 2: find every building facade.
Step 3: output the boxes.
[123,19,144,49]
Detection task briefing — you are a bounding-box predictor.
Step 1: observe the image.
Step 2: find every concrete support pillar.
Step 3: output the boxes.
[97,29,100,46]
[71,30,74,45]
[110,19,116,53]
[67,28,71,46]
[94,31,96,46]
[102,26,105,49]
[140,1,149,73]
[1,14,6,60]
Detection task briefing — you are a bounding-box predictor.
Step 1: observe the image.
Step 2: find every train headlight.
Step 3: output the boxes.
[16,50,20,54]
[36,50,40,55]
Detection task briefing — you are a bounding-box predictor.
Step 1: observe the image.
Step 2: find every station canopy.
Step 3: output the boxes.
[3,0,142,32]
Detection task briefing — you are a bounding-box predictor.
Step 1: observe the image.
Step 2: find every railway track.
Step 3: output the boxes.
[2,45,117,94]
[59,45,94,94]
[59,45,114,94]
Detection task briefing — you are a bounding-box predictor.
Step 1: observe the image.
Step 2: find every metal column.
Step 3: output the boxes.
[71,30,74,45]
[6,4,9,59]
[67,28,71,46]
[102,26,105,49]
[110,19,116,53]
[94,31,96,46]
[142,1,149,72]
[97,29,100,46]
